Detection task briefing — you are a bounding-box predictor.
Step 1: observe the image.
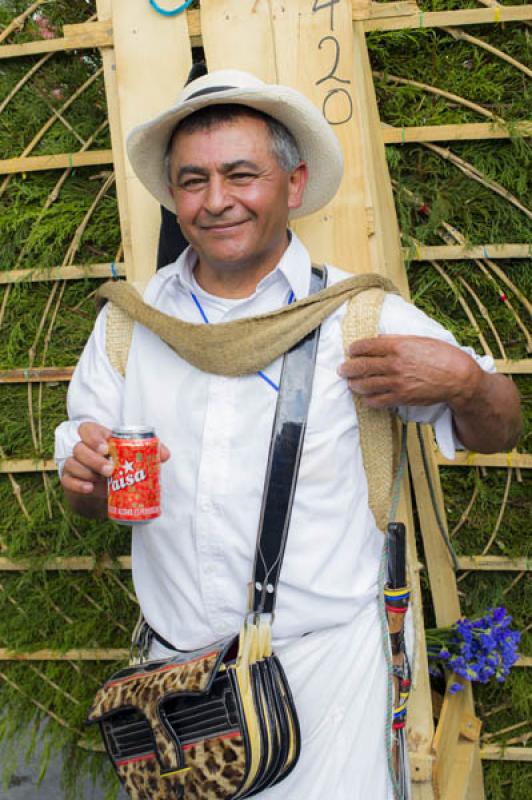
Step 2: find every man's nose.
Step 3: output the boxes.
[204,175,232,215]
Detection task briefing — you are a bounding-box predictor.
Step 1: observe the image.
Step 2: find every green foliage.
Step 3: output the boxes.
[0,1,529,796]
[0,474,129,559]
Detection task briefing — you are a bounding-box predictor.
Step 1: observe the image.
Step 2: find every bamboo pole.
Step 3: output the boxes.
[480,746,532,762]
[0,263,125,285]
[0,20,113,59]
[457,556,531,571]
[0,52,54,115]
[7,451,527,474]
[0,68,105,198]
[374,71,502,124]
[441,27,532,80]
[0,649,128,661]
[0,150,114,176]
[423,143,532,220]
[0,0,47,45]
[2,358,528,385]
[382,121,532,144]
[0,555,529,572]
[0,556,131,571]
[363,6,532,32]
[0,460,56,474]
[493,359,532,374]
[0,367,74,383]
[184,6,532,42]
[435,452,531,468]
[405,244,531,260]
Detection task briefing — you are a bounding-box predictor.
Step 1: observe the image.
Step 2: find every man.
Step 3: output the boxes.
[55,70,521,798]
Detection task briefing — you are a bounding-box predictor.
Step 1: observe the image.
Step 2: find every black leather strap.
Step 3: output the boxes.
[251,265,327,615]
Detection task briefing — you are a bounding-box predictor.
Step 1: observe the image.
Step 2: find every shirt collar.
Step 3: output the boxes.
[171,231,312,302]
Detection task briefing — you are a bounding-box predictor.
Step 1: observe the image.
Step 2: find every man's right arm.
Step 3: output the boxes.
[55,304,124,519]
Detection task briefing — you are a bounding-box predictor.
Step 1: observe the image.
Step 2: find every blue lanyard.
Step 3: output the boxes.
[190,289,295,392]
[148,0,194,17]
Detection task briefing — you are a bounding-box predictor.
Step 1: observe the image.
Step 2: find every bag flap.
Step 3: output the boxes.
[87,635,235,724]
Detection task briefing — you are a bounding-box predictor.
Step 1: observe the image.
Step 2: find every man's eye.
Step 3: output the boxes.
[230,172,255,182]
[180,177,206,189]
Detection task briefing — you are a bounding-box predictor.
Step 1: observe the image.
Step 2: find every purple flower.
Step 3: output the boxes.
[427,606,521,690]
[449,682,463,694]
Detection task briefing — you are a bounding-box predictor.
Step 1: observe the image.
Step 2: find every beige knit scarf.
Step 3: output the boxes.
[96,273,399,376]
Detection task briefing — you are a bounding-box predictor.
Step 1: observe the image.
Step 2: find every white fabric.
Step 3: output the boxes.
[54,233,494,799]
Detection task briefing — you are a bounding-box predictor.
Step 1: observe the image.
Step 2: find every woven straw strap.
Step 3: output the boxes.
[106,302,134,377]
[98,272,398,377]
[341,288,399,533]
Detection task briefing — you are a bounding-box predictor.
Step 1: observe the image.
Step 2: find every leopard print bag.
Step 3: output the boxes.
[87,618,300,800]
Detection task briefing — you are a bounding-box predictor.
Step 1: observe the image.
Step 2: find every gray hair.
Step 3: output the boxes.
[164,104,302,185]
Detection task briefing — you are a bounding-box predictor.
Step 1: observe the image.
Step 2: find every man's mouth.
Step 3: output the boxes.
[201,220,248,231]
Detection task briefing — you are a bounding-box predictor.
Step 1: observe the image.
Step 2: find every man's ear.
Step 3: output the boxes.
[287,162,309,211]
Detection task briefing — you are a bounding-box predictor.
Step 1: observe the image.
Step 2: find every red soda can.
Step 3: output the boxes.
[107,427,161,525]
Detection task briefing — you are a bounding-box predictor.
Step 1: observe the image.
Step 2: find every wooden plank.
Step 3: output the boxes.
[351,11,408,291]
[96,0,134,280]
[405,243,531,261]
[285,0,382,277]
[0,459,56,474]
[480,746,532,762]
[435,452,532,469]
[493,359,532,375]
[363,6,532,32]
[383,121,532,144]
[441,739,477,800]
[408,425,461,624]
[0,20,113,59]
[184,5,532,45]
[515,657,532,668]
[109,0,192,285]
[395,488,435,793]
[0,648,128,661]
[0,367,74,383]
[0,262,124,285]
[457,556,531,571]
[465,745,486,800]
[0,150,113,176]
[432,680,469,796]
[7,361,526,385]
[0,556,131,571]
[369,1,418,20]
[201,0,278,81]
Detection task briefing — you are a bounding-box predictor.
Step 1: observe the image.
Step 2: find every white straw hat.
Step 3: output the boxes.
[126,69,344,219]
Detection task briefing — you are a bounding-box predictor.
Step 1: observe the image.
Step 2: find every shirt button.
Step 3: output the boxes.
[205,564,215,575]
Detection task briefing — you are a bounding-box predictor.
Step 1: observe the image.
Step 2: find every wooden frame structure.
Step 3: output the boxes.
[1,2,530,798]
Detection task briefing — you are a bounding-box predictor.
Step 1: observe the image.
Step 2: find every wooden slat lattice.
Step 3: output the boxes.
[0,2,529,795]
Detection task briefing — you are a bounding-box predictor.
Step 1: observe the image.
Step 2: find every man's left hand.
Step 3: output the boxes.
[338,335,480,410]
[338,335,521,454]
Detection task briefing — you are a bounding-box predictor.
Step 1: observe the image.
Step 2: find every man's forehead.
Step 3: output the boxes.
[169,116,274,165]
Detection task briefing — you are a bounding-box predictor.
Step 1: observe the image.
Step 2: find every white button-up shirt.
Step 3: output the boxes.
[55,233,494,651]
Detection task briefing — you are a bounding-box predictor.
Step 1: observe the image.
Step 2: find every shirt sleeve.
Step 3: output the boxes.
[378,293,496,459]
[54,304,125,474]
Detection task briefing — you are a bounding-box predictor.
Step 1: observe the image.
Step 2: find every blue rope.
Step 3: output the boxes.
[190,291,282,392]
[190,291,209,324]
[148,0,194,17]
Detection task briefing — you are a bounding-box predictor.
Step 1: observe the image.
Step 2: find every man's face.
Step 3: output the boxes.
[168,115,307,280]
